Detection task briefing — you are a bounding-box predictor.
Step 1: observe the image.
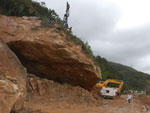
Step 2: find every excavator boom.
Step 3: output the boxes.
[96,79,124,98]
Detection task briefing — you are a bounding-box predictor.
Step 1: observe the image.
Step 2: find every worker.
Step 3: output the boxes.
[127,92,132,104]
[68,27,72,33]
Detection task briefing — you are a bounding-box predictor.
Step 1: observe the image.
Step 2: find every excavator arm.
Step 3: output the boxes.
[96,79,124,94]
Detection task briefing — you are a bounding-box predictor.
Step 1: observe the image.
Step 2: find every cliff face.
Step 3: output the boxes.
[0,15,101,90]
[0,39,27,113]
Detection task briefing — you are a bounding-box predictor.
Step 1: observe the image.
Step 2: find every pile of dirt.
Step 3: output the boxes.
[21,94,150,113]
[139,95,150,111]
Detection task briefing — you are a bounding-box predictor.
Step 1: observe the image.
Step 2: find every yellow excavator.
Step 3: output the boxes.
[95,79,124,99]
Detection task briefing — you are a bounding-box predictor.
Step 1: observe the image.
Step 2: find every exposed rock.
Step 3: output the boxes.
[15,108,43,113]
[22,16,41,20]
[142,105,147,112]
[25,74,100,105]
[0,14,101,90]
[0,39,27,113]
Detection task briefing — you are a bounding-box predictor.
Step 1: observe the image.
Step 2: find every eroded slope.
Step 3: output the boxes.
[0,14,101,90]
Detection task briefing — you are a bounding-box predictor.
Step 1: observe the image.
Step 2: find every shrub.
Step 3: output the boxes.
[0,0,62,26]
[0,0,32,16]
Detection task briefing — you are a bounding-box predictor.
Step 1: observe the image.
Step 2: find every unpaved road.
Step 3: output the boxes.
[24,95,150,113]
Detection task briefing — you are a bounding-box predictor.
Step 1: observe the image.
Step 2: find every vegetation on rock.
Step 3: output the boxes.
[0,0,61,24]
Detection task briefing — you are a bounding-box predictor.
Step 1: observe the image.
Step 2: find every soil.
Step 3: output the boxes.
[23,93,150,113]
[20,76,150,113]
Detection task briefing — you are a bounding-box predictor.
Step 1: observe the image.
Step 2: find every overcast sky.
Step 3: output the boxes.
[36,0,150,74]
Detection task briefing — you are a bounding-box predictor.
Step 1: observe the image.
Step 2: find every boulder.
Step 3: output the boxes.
[0,38,27,113]
[0,15,101,90]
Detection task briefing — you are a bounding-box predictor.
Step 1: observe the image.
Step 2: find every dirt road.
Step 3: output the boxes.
[23,95,150,113]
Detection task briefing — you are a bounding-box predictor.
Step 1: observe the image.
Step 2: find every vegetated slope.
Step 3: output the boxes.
[0,0,62,28]
[95,56,150,92]
[0,0,58,17]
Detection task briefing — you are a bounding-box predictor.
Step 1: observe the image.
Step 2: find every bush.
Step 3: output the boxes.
[82,42,94,58]
[0,0,62,26]
[0,0,32,16]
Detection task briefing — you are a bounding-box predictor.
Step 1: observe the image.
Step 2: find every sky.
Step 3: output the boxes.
[36,0,150,74]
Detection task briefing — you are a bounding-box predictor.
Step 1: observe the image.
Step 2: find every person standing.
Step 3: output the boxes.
[128,93,132,104]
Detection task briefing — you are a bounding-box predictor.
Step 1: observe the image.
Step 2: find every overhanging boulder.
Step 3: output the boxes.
[0,15,101,90]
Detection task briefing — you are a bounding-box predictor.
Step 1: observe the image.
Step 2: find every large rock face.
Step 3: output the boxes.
[0,15,101,90]
[0,39,27,113]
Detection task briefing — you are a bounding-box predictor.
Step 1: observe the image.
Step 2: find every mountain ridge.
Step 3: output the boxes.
[95,55,150,92]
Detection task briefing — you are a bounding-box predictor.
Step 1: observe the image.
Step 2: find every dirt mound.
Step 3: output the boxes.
[12,74,102,113]
[139,95,150,111]
[22,93,150,113]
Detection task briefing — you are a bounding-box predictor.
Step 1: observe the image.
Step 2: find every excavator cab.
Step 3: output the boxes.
[96,79,124,99]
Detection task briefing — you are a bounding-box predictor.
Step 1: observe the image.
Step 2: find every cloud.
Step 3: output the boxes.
[69,0,121,40]
[90,24,150,73]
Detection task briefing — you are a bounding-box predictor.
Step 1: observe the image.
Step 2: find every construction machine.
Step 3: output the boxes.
[96,79,124,99]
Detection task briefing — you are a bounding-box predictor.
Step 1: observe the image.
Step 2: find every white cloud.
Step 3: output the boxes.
[114,0,150,29]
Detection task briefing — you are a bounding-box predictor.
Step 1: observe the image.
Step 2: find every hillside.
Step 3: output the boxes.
[95,56,150,92]
[0,12,102,113]
[0,0,150,113]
